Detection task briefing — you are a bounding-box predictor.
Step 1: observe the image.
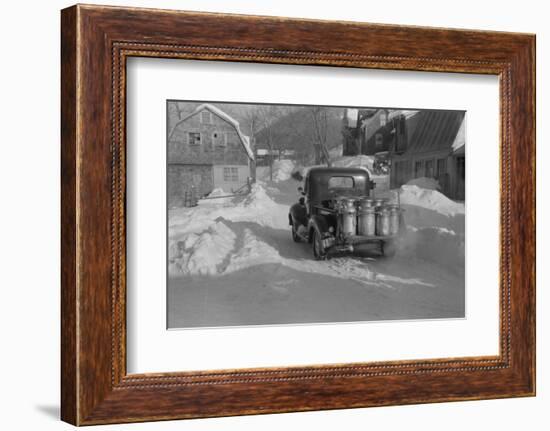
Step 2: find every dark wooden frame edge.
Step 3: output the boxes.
[61,4,536,426]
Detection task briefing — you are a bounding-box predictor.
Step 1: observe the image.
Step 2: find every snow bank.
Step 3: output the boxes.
[329,145,343,158]
[169,221,236,276]
[271,159,295,182]
[170,183,288,235]
[405,177,441,191]
[225,228,282,273]
[172,225,382,282]
[396,185,465,271]
[399,185,464,217]
[238,184,289,229]
[169,183,290,276]
[257,160,296,183]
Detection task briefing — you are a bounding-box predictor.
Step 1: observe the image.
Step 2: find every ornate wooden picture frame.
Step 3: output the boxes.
[61,4,535,425]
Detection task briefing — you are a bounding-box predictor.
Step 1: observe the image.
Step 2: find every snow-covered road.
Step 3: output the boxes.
[168,163,465,328]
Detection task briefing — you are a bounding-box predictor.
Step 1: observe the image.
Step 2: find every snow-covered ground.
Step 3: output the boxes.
[405,176,441,191]
[256,159,297,183]
[168,162,465,328]
[168,183,290,276]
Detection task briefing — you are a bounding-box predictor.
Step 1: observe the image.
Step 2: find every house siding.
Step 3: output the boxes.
[168,164,213,208]
[391,150,464,200]
[167,106,253,206]
[168,111,249,166]
[386,111,465,200]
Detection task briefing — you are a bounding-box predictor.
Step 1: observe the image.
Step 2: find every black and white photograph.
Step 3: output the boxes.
[1,0,542,429]
[167,101,466,328]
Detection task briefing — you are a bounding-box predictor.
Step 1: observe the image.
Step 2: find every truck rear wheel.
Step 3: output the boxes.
[312,229,327,260]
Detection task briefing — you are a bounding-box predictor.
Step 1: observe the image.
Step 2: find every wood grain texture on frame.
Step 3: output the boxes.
[61,4,535,425]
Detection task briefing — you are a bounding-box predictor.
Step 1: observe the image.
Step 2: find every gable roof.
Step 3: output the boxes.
[359,110,387,143]
[406,110,465,155]
[170,103,254,160]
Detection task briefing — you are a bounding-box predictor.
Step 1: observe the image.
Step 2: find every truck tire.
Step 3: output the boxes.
[312,229,327,260]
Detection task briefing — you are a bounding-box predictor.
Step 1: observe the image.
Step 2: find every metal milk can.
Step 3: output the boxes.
[357,200,376,236]
[340,198,357,235]
[376,206,391,236]
[359,197,375,208]
[373,198,387,209]
[389,204,400,235]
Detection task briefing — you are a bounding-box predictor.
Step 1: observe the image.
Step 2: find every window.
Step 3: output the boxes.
[414,160,424,178]
[200,111,211,124]
[223,167,239,182]
[188,132,201,146]
[380,112,387,126]
[425,159,434,178]
[328,176,354,189]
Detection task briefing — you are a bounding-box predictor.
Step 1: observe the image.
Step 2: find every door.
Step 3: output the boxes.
[455,156,465,200]
[437,158,450,196]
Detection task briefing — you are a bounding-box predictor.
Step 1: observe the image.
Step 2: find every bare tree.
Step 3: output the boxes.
[308,107,332,166]
[241,108,263,183]
[255,105,289,181]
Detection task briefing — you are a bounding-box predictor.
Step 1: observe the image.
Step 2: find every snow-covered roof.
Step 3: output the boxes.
[404,110,465,155]
[345,108,358,127]
[388,110,419,121]
[179,103,254,160]
[451,117,465,154]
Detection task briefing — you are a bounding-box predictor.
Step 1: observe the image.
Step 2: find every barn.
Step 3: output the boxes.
[167,104,255,207]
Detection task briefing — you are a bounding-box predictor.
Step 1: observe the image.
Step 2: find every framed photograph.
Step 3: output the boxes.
[61,4,535,425]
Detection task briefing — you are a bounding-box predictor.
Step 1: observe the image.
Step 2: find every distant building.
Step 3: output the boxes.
[342,108,383,156]
[342,108,465,200]
[342,108,411,156]
[391,110,465,200]
[167,104,254,207]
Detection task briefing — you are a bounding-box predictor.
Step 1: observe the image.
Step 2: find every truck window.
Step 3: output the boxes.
[328,176,354,189]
